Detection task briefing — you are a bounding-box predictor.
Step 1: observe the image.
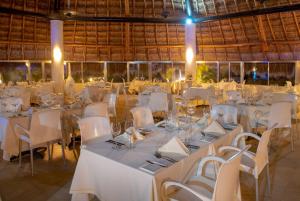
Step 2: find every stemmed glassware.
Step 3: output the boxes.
[217,109,224,125]
[111,122,122,150]
[125,120,135,149]
[253,110,263,134]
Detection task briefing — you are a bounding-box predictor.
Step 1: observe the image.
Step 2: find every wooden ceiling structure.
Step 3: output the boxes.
[0,0,300,62]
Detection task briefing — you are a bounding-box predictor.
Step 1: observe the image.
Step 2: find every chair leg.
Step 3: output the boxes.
[30,148,34,176]
[266,164,271,194]
[290,128,294,152]
[47,142,51,160]
[18,140,22,167]
[255,177,259,201]
[51,144,54,159]
[61,140,66,166]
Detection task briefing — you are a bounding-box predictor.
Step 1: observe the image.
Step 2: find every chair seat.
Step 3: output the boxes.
[240,153,256,175]
[168,176,214,201]
[19,134,31,143]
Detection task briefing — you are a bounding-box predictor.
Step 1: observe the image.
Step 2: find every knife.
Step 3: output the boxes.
[146,160,167,167]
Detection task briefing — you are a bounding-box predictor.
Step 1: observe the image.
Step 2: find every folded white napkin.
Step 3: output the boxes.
[158,137,189,159]
[117,127,145,143]
[196,113,209,128]
[203,120,226,135]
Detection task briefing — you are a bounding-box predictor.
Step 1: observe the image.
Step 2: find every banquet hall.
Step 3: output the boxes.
[0,0,300,201]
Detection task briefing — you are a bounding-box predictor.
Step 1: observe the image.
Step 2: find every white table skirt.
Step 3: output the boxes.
[0,114,30,160]
[70,125,242,201]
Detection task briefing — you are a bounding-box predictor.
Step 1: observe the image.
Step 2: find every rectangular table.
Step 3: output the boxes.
[70,125,242,201]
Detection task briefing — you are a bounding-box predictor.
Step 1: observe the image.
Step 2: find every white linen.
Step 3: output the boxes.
[70,125,243,201]
[158,137,189,159]
[203,120,226,135]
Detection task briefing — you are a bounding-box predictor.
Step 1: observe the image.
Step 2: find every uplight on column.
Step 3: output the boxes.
[186,47,194,64]
[53,46,62,62]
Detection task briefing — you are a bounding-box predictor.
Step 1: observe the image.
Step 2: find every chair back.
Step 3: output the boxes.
[226,90,242,101]
[84,102,108,118]
[78,116,111,144]
[211,104,238,124]
[255,129,273,175]
[103,93,117,116]
[213,149,243,201]
[30,109,62,146]
[130,106,154,128]
[268,101,291,129]
[148,92,168,112]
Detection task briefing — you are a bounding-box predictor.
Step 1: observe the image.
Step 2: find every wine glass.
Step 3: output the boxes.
[125,120,135,149]
[254,110,263,134]
[111,122,122,149]
[217,109,224,124]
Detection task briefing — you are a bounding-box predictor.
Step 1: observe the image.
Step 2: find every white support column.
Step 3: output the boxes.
[67,62,72,78]
[185,22,197,81]
[41,62,45,81]
[81,62,84,83]
[148,62,152,81]
[127,62,130,82]
[217,62,220,82]
[25,61,31,81]
[295,61,300,84]
[137,63,140,78]
[104,62,108,82]
[51,20,64,93]
[228,62,231,81]
[240,62,244,83]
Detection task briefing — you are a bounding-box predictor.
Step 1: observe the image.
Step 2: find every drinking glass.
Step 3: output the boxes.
[111,122,122,149]
[125,120,135,149]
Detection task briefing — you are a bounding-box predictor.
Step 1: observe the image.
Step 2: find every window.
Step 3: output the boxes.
[219,63,229,81]
[0,62,27,83]
[107,63,127,82]
[230,63,241,83]
[244,63,268,85]
[83,63,104,82]
[269,63,295,86]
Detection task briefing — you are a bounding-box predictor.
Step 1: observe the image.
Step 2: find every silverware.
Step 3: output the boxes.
[154,151,178,163]
[146,160,167,167]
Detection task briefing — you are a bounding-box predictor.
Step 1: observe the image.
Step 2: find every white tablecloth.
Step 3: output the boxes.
[0,113,30,160]
[70,125,242,201]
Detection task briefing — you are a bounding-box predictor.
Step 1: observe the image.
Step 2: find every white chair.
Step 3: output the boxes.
[211,104,238,124]
[78,116,111,145]
[14,109,65,176]
[226,90,242,103]
[219,128,274,201]
[148,92,168,113]
[267,101,294,151]
[83,102,108,118]
[162,147,245,201]
[130,106,154,128]
[103,93,118,117]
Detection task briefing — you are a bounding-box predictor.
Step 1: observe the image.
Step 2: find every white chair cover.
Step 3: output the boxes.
[103,93,117,116]
[83,102,108,118]
[148,92,168,112]
[29,109,62,147]
[78,116,111,144]
[268,102,291,129]
[130,107,154,128]
[211,104,238,124]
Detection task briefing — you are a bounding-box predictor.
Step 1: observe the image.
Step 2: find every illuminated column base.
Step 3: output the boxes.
[51,20,64,93]
[185,22,197,81]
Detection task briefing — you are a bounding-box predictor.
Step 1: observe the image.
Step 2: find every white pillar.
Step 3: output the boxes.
[295,61,300,84]
[104,62,107,82]
[67,62,72,77]
[127,62,130,82]
[41,62,45,81]
[25,61,31,81]
[240,62,244,83]
[148,62,152,81]
[51,20,64,93]
[81,62,84,83]
[185,23,197,81]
